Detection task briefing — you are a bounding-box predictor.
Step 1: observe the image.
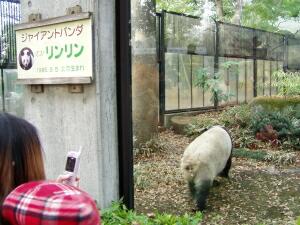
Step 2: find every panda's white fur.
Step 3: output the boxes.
[180,125,232,210]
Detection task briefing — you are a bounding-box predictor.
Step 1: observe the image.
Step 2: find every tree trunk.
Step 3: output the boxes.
[231,0,243,25]
[215,0,224,20]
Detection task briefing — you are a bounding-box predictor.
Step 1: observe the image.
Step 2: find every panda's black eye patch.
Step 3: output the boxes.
[27,52,30,56]
[21,52,24,56]
[185,166,192,171]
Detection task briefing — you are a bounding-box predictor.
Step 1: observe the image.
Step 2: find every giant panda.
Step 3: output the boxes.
[180,125,232,211]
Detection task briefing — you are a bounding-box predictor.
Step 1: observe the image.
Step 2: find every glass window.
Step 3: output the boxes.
[3,69,24,117]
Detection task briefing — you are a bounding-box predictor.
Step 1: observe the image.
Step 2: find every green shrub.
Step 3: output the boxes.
[184,117,220,137]
[183,103,300,150]
[282,136,300,151]
[220,104,252,128]
[271,70,300,96]
[101,201,149,225]
[250,110,293,137]
[250,110,300,150]
[101,201,202,225]
[232,128,258,149]
[193,65,235,105]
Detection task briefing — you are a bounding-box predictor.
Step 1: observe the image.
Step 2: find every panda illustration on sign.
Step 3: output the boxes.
[180,125,232,211]
[19,47,34,70]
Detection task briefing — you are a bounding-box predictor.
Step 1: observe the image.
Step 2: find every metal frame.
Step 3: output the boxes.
[158,12,165,125]
[158,10,294,119]
[0,0,20,68]
[0,0,20,112]
[214,20,220,107]
[1,68,5,111]
[116,0,134,210]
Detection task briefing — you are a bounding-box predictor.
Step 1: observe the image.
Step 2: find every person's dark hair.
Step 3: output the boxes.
[0,113,45,205]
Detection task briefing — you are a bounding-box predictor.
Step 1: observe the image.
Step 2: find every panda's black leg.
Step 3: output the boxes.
[195,180,211,211]
[212,180,221,187]
[188,181,197,199]
[219,155,232,178]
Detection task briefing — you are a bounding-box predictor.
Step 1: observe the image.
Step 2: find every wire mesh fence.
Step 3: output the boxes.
[159,11,299,115]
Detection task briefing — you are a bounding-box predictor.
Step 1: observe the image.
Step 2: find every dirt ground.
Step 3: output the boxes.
[134,130,300,225]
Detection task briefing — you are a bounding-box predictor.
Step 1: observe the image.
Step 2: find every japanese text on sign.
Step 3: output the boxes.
[21,24,84,42]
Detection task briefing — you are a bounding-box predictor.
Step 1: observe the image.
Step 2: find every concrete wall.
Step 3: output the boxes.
[20,0,119,208]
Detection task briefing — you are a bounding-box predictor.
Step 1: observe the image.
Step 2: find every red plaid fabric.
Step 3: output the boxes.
[2,181,101,225]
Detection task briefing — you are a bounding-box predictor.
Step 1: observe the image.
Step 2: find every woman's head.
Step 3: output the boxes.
[0,113,45,204]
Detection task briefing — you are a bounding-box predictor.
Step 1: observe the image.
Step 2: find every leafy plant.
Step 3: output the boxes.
[250,110,300,150]
[101,201,202,225]
[101,201,148,225]
[281,136,300,151]
[220,104,252,128]
[193,61,238,106]
[208,73,235,104]
[271,70,300,96]
[184,117,220,137]
[193,68,211,90]
[233,128,258,149]
[251,111,293,137]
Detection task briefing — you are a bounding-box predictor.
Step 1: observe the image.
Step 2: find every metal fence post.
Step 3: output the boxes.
[283,36,288,72]
[253,33,257,97]
[1,68,5,111]
[159,11,165,125]
[214,20,220,108]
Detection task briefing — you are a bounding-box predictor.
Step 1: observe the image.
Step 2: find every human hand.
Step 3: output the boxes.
[56,174,80,187]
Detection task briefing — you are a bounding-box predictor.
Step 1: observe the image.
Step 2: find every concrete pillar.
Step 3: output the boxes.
[20,0,118,208]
